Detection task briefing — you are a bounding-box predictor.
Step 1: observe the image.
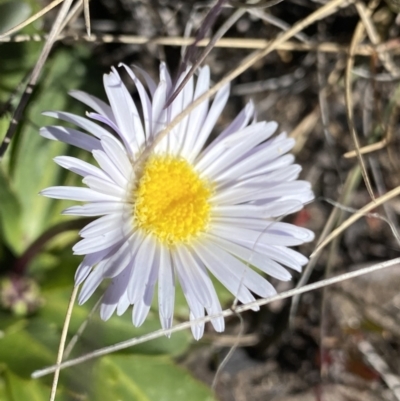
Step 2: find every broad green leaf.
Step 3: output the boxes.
[5,370,51,401]
[40,286,191,357]
[91,354,216,401]
[0,166,22,253]
[8,48,89,252]
[0,318,55,377]
[0,1,31,35]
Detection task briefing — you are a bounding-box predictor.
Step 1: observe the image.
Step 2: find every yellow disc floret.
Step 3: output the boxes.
[133,156,212,245]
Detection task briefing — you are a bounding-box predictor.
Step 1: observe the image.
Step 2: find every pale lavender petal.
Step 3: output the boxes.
[197,239,276,299]
[103,70,145,154]
[78,260,107,304]
[174,246,213,308]
[88,112,121,135]
[92,149,128,188]
[80,213,124,238]
[62,202,126,216]
[212,180,312,205]
[197,121,277,176]
[193,241,259,310]
[100,136,132,180]
[40,126,101,152]
[73,226,128,255]
[54,156,113,182]
[132,300,151,327]
[103,266,131,298]
[211,223,307,248]
[127,233,155,304]
[117,292,130,316]
[83,175,126,199]
[190,311,205,341]
[211,100,254,146]
[43,111,114,140]
[69,90,116,123]
[158,245,175,321]
[189,83,230,161]
[207,233,292,281]
[75,248,115,285]
[120,63,153,138]
[41,186,120,202]
[180,66,210,158]
[134,66,157,96]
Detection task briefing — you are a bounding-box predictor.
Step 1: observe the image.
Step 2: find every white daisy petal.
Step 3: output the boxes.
[194,240,260,309]
[101,233,139,278]
[69,90,116,123]
[54,156,113,182]
[133,66,157,97]
[62,202,126,216]
[158,245,175,321]
[100,136,132,180]
[120,63,153,138]
[197,121,278,178]
[211,223,309,247]
[190,83,230,160]
[151,80,168,141]
[117,292,130,316]
[212,180,311,205]
[78,260,107,304]
[75,248,115,285]
[100,303,117,321]
[72,227,127,255]
[200,239,277,298]
[41,186,120,202]
[180,66,210,158]
[132,299,151,327]
[100,265,131,320]
[127,233,155,304]
[212,100,254,146]
[92,150,128,188]
[103,70,145,154]
[80,213,124,238]
[87,112,121,135]
[83,176,126,199]
[41,62,314,340]
[190,311,205,341]
[174,246,213,308]
[207,233,292,281]
[43,111,114,140]
[40,126,101,152]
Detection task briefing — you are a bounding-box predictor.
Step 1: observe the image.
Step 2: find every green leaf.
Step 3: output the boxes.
[91,354,217,401]
[6,48,89,252]
[5,370,50,401]
[0,1,31,34]
[40,286,191,357]
[0,319,55,377]
[0,166,22,253]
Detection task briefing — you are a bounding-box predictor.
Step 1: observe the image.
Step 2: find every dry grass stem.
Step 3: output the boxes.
[133,0,353,169]
[0,0,64,39]
[49,286,78,401]
[4,35,396,55]
[32,257,400,379]
[0,0,75,160]
[311,185,400,258]
[83,0,91,36]
[343,139,388,158]
[344,0,380,201]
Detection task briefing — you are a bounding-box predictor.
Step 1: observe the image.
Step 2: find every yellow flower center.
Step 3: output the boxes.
[133,156,212,245]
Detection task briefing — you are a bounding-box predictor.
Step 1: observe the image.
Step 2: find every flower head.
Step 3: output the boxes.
[41,63,314,339]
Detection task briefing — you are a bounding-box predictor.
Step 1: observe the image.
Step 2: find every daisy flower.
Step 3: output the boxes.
[40,63,314,339]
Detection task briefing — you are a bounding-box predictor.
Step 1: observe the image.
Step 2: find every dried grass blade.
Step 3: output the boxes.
[0,0,63,39]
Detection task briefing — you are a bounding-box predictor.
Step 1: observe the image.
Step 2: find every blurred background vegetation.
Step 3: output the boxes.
[1,0,400,400]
